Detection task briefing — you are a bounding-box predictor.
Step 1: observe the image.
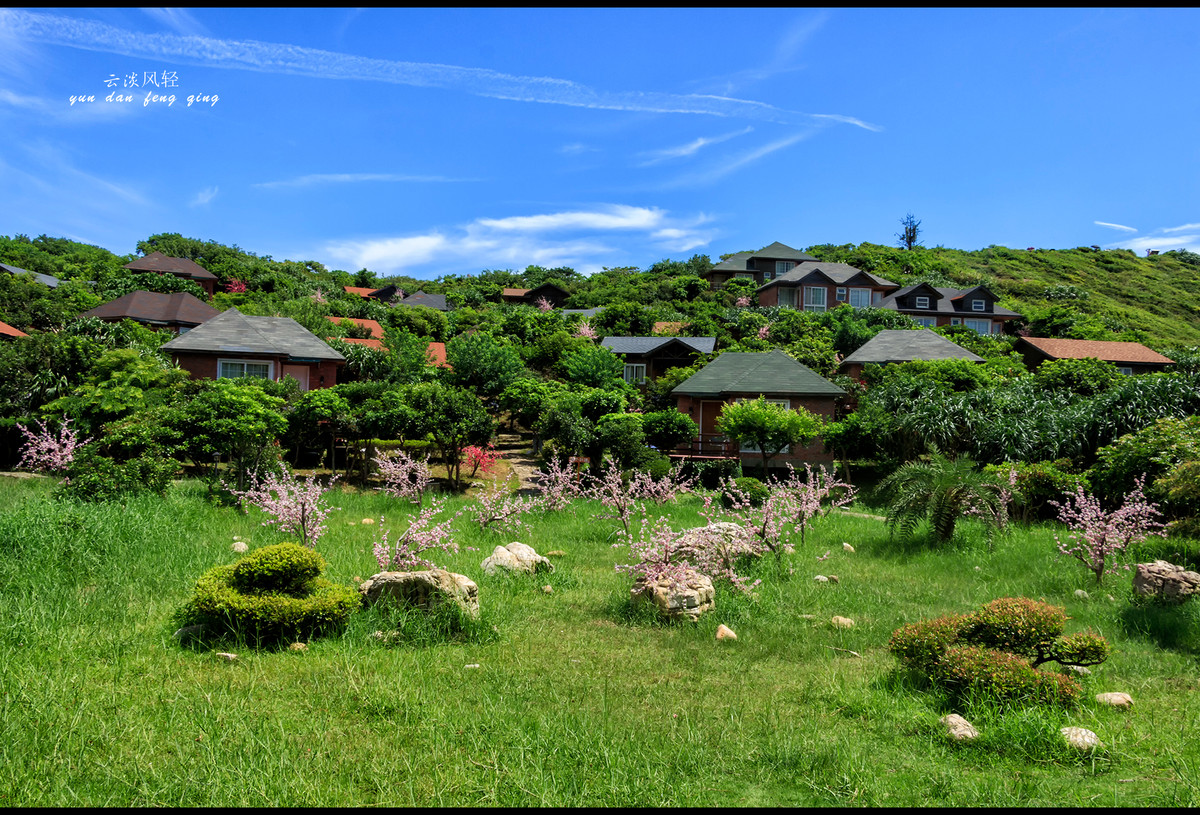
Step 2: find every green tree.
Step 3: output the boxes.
[445,331,526,401]
[897,213,922,250]
[404,382,493,490]
[180,380,289,491]
[715,397,823,474]
[562,345,625,390]
[641,409,699,452]
[878,452,1008,544]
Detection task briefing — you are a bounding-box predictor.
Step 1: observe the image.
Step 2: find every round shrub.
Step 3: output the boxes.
[231,543,325,596]
[722,476,769,509]
[887,613,971,673]
[959,597,1068,657]
[935,645,1081,707]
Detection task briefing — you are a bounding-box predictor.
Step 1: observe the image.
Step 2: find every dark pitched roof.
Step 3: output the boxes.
[161,308,344,361]
[81,291,219,327]
[672,349,845,398]
[710,242,819,272]
[399,291,449,311]
[0,262,60,288]
[1017,337,1175,366]
[761,261,896,290]
[840,329,984,367]
[877,285,1021,318]
[600,336,716,356]
[561,307,604,318]
[124,251,217,281]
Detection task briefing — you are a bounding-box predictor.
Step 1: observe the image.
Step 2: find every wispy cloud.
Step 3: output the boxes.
[559,143,599,156]
[1094,220,1137,233]
[1103,221,1200,254]
[141,8,210,37]
[191,185,218,206]
[657,130,815,189]
[694,12,829,96]
[1161,222,1200,234]
[320,204,713,277]
[254,172,477,190]
[637,126,754,166]
[1,9,879,130]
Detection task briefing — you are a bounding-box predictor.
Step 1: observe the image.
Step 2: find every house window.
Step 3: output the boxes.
[871,291,883,306]
[951,317,962,325]
[914,296,930,309]
[848,288,872,308]
[835,287,847,302]
[219,359,273,380]
[1118,366,1133,376]
[736,398,791,453]
[778,287,797,307]
[964,319,992,335]
[803,286,826,313]
[775,261,795,274]
[735,272,754,280]
[763,271,773,281]
[623,364,647,384]
[914,317,937,328]
[972,299,986,312]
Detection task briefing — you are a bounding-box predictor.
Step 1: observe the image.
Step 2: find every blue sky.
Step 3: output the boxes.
[2,7,1199,280]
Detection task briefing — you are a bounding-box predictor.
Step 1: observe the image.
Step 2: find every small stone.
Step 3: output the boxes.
[1064,664,1092,676]
[545,550,566,557]
[215,652,238,662]
[542,585,553,594]
[814,575,829,583]
[831,616,854,629]
[464,663,481,669]
[1075,589,1090,600]
[842,542,855,553]
[1096,692,1133,709]
[361,518,375,525]
[288,642,307,652]
[1060,726,1102,751]
[347,521,358,526]
[974,566,981,571]
[827,575,839,584]
[1106,595,1115,602]
[940,713,978,741]
[231,540,249,553]
[715,624,737,641]
[799,614,818,620]
[353,576,362,583]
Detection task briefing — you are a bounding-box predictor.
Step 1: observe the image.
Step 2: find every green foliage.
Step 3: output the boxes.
[403,382,494,489]
[959,597,1068,657]
[721,476,769,509]
[534,393,594,461]
[715,396,823,473]
[56,407,183,502]
[1034,357,1122,397]
[230,543,325,596]
[595,412,647,470]
[445,331,526,400]
[935,645,1080,708]
[1088,415,1200,504]
[179,380,288,490]
[678,457,742,489]
[640,409,698,452]
[561,345,624,390]
[888,613,971,673]
[878,452,1008,544]
[579,388,628,423]
[984,459,1089,522]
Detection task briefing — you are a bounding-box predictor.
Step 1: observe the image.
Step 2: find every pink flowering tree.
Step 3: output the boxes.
[461,443,502,479]
[626,467,697,505]
[534,456,581,511]
[374,450,432,506]
[735,296,751,308]
[534,296,554,313]
[574,320,598,340]
[756,323,771,341]
[615,516,762,595]
[586,462,646,538]
[224,278,248,294]
[16,418,89,476]
[469,477,543,535]
[372,497,462,571]
[1051,476,1166,584]
[231,468,340,549]
[311,288,327,304]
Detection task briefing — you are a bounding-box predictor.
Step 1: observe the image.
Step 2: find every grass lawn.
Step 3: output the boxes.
[2,473,1200,806]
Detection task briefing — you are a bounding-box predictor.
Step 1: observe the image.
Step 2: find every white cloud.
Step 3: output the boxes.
[1107,234,1200,254]
[1161,222,1200,234]
[658,130,815,188]
[255,172,476,189]
[1,9,879,130]
[1094,220,1137,233]
[559,143,598,156]
[190,185,218,206]
[476,205,664,233]
[637,126,754,166]
[141,8,210,37]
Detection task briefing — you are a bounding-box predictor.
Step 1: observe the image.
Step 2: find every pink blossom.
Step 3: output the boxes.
[462,443,502,479]
[1050,476,1165,584]
[469,478,542,534]
[535,296,554,312]
[534,457,581,511]
[372,497,459,571]
[231,468,339,549]
[374,450,432,505]
[574,320,598,340]
[17,418,88,475]
[757,323,770,341]
[735,296,751,308]
[224,278,247,294]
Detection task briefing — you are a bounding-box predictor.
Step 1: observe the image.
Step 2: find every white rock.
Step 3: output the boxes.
[542,585,553,594]
[215,652,238,662]
[1060,726,1102,751]
[1064,664,1092,676]
[843,542,855,553]
[940,713,978,741]
[1074,589,1090,600]
[361,518,375,525]
[831,616,854,629]
[1096,692,1133,709]
[481,542,554,575]
[814,575,829,583]
[359,569,480,617]
[288,642,307,652]
[631,569,715,622]
[231,540,249,553]
[715,624,737,641]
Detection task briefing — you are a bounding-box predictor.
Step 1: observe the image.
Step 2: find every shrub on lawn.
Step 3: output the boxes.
[935,644,1082,707]
[722,476,769,509]
[175,543,359,646]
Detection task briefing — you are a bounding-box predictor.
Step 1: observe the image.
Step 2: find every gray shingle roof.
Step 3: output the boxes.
[672,349,845,398]
[161,308,344,361]
[81,291,219,326]
[0,262,60,288]
[876,285,1021,318]
[399,291,449,311]
[710,241,819,271]
[760,261,897,290]
[600,336,716,356]
[840,329,984,367]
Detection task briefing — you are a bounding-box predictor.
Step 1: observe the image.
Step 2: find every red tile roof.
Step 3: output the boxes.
[501,288,531,298]
[1020,337,1174,365]
[426,341,448,368]
[325,316,385,339]
[339,337,385,350]
[0,319,28,339]
[343,286,378,298]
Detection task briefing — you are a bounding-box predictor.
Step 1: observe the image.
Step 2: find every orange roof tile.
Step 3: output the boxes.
[426,341,448,368]
[325,315,385,339]
[0,320,28,339]
[501,288,531,298]
[339,337,385,350]
[343,286,378,298]
[1021,337,1174,365]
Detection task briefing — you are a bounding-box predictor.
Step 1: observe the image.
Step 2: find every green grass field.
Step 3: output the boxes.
[2,473,1199,807]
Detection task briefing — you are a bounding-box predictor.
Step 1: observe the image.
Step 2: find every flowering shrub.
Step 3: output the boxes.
[573,320,598,340]
[224,278,248,294]
[461,443,502,479]
[534,296,554,312]
[469,478,542,534]
[372,497,461,571]
[756,323,770,340]
[615,516,761,595]
[1051,476,1166,584]
[534,456,581,511]
[735,296,751,308]
[959,597,1067,657]
[627,467,696,505]
[231,468,339,549]
[17,418,89,475]
[374,450,432,505]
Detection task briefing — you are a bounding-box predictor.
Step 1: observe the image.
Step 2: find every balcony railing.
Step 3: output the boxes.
[669,434,739,460]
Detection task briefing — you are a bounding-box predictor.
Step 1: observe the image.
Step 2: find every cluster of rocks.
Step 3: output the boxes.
[1133,560,1200,603]
[940,692,1132,750]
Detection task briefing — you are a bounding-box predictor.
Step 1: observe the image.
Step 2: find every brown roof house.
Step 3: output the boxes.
[703,242,820,289]
[875,284,1021,335]
[161,308,344,391]
[124,252,218,297]
[0,319,29,340]
[599,336,716,384]
[757,261,897,311]
[1016,337,1176,375]
[81,290,219,334]
[671,349,845,468]
[500,282,570,308]
[839,329,984,380]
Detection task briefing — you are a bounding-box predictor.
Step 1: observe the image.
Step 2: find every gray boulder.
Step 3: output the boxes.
[359,569,480,618]
[1133,560,1200,603]
[631,569,715,622]
[481,542,554,576]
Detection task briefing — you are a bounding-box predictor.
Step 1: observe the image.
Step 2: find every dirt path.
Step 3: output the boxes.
[493,431,542,495]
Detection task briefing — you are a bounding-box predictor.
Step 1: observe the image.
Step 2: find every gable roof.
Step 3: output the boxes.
[81,290,219,327]
[501,287,530,298]
[0,262,60,288]
[710,242,820,273]
[325,315,385,339]
[672,349,845,398]
[761,261,896,290]
[343,285,378,298]
[877,285,1021,317]
[840,329,984,367]
[399,291,449,311]
[0,319,29,339]
[161,308,344,361]
[426,341,448,368]
[1017,337,1175,366]
[601,336,716,356]
[124,251,217,281]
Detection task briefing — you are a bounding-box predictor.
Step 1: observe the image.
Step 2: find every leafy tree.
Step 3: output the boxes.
[878,452,1009,544]
[562,345,625,390]
[591,301,656,337]
[179,380,289,491]
[1034,357,1122,397]
[595,412,648,469]
[42,348,187,433]
[445,331,525,401]
[641,409,699,452]
[404,382,493,490]
[715,397,823,474]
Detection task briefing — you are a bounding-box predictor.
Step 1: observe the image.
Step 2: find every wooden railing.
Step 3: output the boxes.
[668,434,739,460]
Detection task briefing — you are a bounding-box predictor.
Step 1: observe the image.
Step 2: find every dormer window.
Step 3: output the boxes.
[835,287,847,301]
[914,296,930,309]
[776,261,795,273]
[972,299,986,312]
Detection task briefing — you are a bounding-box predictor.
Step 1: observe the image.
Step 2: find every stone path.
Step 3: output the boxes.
[493,431,542,495]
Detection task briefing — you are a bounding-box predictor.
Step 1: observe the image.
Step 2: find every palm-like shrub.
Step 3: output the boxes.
[878,452,1008,544]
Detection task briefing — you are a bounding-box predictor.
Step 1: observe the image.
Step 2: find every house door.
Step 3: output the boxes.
[282,364,310,391]
[700,400,726,437]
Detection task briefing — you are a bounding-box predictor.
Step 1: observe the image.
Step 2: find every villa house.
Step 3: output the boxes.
[838,329,984,380]
[397,291,449,311]
[671,349,845,467]
[0,319,28,340]
[343,284,402,302]
[757,261,897,311]
[500,282,571,308]
[875,283,1020,335]
[81,291,219,335]
[702,242,820,289]
[1016,337,1176,375]
[599,336,716,383]
[325,316,386,349]
[161,307,344,391]
[124,252,218,297]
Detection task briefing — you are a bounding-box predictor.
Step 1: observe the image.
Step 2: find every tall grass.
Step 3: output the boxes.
[0,474,1197,806]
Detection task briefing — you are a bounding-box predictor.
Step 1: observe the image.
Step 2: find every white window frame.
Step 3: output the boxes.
[835,287,847,302]
[775,261,795,274]
[623,363,647,384]
[914,295,930,309]
[972,299,986,312]
[735,272,754,280]
[951,317,962,325]
[778,287,797,307]
[871,291,883,306]
[1118,366,1133,376]
[848,287,872,308]
[218,358,274,380]
[735,397,791,453]
[763,270,773,281]
[803,286,827,313]
[964,318,991,335]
